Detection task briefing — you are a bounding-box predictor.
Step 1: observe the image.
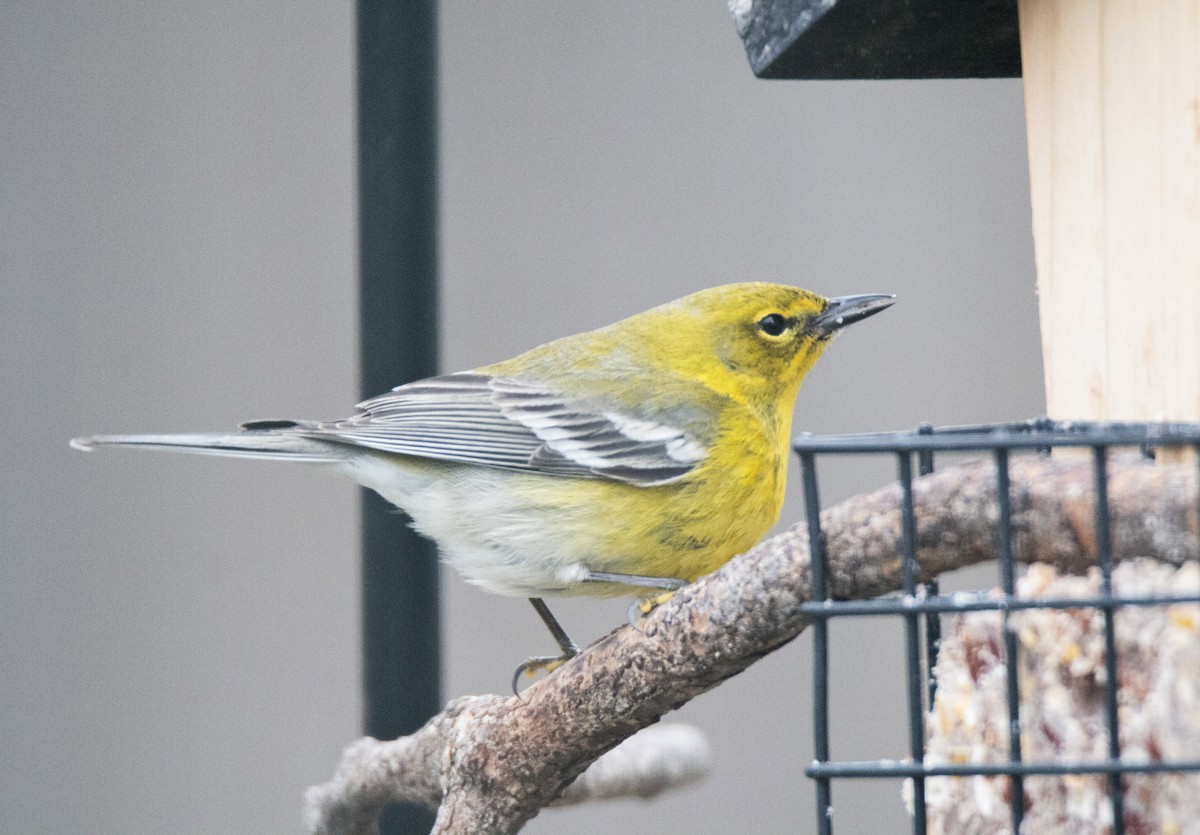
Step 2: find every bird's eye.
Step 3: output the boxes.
[757,313,788,336]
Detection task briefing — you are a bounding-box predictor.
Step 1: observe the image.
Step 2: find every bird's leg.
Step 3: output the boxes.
[512,572,690,693]
[578,569,689,629]
[583,570,688,591]
[512,597,581,695]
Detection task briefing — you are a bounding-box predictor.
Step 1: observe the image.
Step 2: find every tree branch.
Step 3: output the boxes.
[305,455,1199,834]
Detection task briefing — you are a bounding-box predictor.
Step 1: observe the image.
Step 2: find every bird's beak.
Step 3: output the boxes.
[809,294,895,336]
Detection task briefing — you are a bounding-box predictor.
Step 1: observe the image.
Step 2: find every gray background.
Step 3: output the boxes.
[2,3,1043,832]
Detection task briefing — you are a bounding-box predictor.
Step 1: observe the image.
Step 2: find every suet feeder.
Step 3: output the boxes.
[734,2,1200,832]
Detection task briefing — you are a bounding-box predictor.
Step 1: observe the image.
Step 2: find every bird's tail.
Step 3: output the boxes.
[70,421,345,463]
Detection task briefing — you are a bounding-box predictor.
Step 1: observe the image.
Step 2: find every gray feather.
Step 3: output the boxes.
[69,431,344,463]
[72,372,709,486]
[311,372,707,485]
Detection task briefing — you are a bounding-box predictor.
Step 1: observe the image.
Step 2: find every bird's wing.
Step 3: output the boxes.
[296,372,707,486]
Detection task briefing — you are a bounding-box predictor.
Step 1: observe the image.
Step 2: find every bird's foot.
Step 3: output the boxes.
[627,590,678,630]
[511,649,577,696]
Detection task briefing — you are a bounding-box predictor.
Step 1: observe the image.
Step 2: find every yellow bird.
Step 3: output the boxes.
[72,283,892,688]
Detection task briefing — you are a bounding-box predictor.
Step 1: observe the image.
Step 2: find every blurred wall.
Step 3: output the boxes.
[2,5,359,833]
[2,3,1042,833]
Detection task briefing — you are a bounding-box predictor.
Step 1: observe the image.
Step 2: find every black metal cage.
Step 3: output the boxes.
[793,419,1200,835]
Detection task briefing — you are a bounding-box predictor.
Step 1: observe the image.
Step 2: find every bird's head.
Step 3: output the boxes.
[630,282,895,407]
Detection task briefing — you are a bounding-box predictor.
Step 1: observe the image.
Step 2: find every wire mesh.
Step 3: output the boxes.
[793,419,1200,835]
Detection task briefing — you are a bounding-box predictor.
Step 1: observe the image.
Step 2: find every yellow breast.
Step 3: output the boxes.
[508,404,788,594]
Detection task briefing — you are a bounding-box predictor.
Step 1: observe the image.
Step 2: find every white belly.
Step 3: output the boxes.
[342,452,596,597]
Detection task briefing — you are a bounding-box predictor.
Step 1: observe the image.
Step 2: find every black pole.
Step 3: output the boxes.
[356,2,440,832]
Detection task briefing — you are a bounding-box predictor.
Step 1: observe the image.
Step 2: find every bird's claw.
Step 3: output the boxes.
[511,652,576,696]
[627,590,678,630]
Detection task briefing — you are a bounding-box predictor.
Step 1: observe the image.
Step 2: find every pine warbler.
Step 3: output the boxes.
[72,283,892,686]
